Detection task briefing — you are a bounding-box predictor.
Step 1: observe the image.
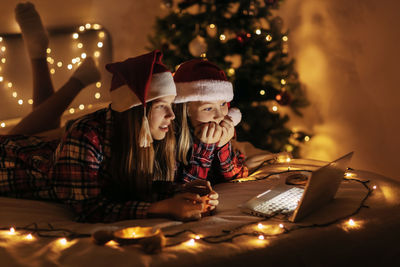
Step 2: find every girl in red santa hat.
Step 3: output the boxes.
[0,2,216,223]
[173,59,249,186]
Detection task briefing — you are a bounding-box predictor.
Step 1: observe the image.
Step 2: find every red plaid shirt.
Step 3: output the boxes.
[178,140,248,184]
[1,107,152,222]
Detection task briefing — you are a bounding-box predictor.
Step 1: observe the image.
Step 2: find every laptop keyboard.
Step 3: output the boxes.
[253,187,304,216]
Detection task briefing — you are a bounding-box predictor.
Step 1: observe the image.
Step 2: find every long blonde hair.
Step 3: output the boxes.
[174,103,192,165]
[107,102,176,201]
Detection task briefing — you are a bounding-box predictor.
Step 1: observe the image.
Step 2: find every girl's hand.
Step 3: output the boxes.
[181,180,219,213]
[217,116,235,147]
[148,192,204,221]
[194,122,223,144]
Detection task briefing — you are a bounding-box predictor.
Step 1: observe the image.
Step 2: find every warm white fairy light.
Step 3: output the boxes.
[257,223,264,229]
[98,31,105,38]
[12,92,17,98]
[77,43,83,48]
[194,235,201,240]
[258,235,264,240]
[96,82,101,88]
[209,24,216,29]
[281,79,286,85]
[46,56,52,63]
[282,36,288,42]
[279,224,284,228]
[286,157,291,163]
[1,58,6,63]
[266,35,272,41]
[8,227,15,235]
[260,90,265,95]
[81,52,87,59]
[227,68,235,76]
[0,76,3,82]
[57,61,62,67]
[50,68,55,74]
[85,23,91,29]
[1,46,5,52]
[59,238,68,245]
[18,99,23,105]
[187,238,196,246]
[46,48,51,54]
[93,24,101,30]
[219,34,226,41]
[71,58,77,64]
[348,219,355,226]
[7,82,12,88]
[1,122,5,128]
[373,185,377,190]
[26,233,33,240]
[255,29,261,35]
[95,92,101,99]
[72,33,79,39]
[97,41,103,48]
[69,108,75,114]
[0,36,3,42]
[94,51,101,58]
[272,105,278,112]
[67,64,73,70]
[79,104,85,110]
[79,25,85,32]
[28,99,33,105]
[304,136,310,142]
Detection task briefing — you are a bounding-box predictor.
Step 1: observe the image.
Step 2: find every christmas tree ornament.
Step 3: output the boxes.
[276,91,291,105]
[188,35,208,57]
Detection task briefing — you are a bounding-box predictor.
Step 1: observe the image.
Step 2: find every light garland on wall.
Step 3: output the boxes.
[0,23,108,129]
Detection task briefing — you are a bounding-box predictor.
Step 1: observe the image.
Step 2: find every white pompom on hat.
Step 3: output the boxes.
[173,59,233,103]
[106,50,176,147]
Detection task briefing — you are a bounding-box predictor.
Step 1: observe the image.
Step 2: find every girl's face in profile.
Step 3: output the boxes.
[148,95,176,140]
[187,100,228,128]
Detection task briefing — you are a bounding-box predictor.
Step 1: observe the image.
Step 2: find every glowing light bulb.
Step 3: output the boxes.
[96,82,101,88]
[200,53,207,58]
[46,48,51,54]
[67,64,73,70]
[345,172,352,178]
[77,43,83,48]
[257,223,263,229]
[18,99,23,105]
[50,68,55,74]
[272,106,278,112]
[1,46,5,52]
[72,58,77,64]
[219,34,226,41]
[79,26,85,32]
[209,24,216,29]
[281,79,286,85]
[255,29,261,35]
[98,31,105,38]
[286,157,291,163]
[79,104,84,110]
[187,239,195,246]
[227,68,235,76]
[93,23,101,30]
[282,36,288,42]
[0,37,3,42]
[46,57,52,63]
[258,235,264,240]
[1,58,6,63]
[95,92,101,99]
[259,90,265,95]
[7,82,12,88]
[72,33,79,39]
[85,23,91,29]
[195,235,201,240]
[26,234,33,240]
[59,238,67,245]
[373,185,377,190]
[57,61,63,67]
[28,99,33,105]
[348,219,355,226]
[97,42,103,48]
[0,76,3,82]
[94,51,101,58]
[12,92,17,98]
[304,136,310,142]
[69,108,75,114]
[266,35,272,41]
[81,53,87,59]
[0,122,5,128]
[279,224,284,228]
[9,227,15,235]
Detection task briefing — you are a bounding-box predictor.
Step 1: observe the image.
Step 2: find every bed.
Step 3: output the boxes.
[1,143,399,267]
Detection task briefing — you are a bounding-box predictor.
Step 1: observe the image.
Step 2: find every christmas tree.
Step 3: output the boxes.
[149,0,310,156]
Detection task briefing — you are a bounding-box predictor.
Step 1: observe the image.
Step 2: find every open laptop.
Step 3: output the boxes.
[240,152,354,222]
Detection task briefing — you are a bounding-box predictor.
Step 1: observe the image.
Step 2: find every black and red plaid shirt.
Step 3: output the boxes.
[1,107,151,222]
[178,140,248,184]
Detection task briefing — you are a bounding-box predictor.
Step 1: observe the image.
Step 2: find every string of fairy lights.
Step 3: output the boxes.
[0,23,107,129]
[0,159,376,253]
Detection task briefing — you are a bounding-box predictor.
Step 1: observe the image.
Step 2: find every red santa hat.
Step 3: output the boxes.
[106,50,176,147]
[173,59,233,104]
[173,59,241,126]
